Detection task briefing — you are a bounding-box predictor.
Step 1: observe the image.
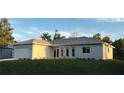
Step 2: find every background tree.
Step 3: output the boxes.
[69,31,81,38]
[61,36,66,39]
[41,32,51,41]
[102,36,112,44]
[0,18,14,47]
[112,38,124,59]
[53,30,61,40]
[92,33,101,41]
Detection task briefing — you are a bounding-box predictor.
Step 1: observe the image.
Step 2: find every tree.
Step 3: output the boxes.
[41,32,51,41]
[92,33,101,41]
[69,32,81,38]
[102,36,112,44]
[112,38,124,59]
[61,36,66,39]
[53,30,61,40]
[0,18,14,47]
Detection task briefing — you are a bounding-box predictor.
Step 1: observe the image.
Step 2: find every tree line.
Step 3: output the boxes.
[41,29,65,41]
[0,18,124,59]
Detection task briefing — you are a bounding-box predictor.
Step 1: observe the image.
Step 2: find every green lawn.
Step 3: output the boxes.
[0,59,124,75]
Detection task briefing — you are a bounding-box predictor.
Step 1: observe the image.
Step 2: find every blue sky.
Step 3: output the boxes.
[8,18,124,41]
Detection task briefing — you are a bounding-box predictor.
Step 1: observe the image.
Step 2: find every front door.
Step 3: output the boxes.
[54,49,56,58]
[57,49,59,57]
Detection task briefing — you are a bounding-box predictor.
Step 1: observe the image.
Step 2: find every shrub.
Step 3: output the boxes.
[76,58,82,60]
[92,58,95,60]
[87,58,90,60]
[18,58,31,61]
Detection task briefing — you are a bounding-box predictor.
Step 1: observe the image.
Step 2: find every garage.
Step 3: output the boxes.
[13,39,51,59]
[13,39,34,59]
[14,48,32,59]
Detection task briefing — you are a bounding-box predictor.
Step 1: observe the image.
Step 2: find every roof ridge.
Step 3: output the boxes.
[51,36,102,42]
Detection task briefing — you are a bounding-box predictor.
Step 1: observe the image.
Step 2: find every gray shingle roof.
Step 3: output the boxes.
[13,37,104,46]
[50,37,102,46]
[13,39,51,46]
[13,37,115,48]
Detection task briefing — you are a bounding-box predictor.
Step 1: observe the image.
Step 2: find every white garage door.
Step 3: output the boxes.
[14,48,32,58]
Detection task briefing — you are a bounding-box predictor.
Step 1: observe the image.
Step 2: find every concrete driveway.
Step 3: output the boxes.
[0,58,18,62]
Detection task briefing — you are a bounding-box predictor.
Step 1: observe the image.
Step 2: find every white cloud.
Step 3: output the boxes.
[59,31,70,37]
[96,18,124,22]
[30,27,39,30]
[25,27,83,38]
[36,30,83,38]
[25,31,34,34]
[13,33,23,38]
[24,27,40,35]
[12,33,25,41]
[61,31,83,37]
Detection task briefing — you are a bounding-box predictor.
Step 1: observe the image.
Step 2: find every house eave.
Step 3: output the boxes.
[103,42,115,48]
[51,43,102,47]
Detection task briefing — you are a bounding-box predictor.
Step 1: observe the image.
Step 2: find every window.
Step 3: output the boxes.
[66,48,69,57]
[82,47,90,53]
[57,49,59,57]
[72,47,75,57]
[61,48,63,56]
[54,49,56,58]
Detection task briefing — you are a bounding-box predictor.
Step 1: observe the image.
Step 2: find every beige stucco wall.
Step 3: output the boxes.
[103,43,113,60]
[32,44,53,59]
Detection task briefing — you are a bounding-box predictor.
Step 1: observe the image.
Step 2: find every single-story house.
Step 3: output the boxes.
[13,37,114,60]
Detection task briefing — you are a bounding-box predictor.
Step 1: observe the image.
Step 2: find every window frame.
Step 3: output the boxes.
[82,47,90,53]
[61,48,63,57]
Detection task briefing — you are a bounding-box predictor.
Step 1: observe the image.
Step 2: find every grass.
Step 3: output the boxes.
[0,59,124,75]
